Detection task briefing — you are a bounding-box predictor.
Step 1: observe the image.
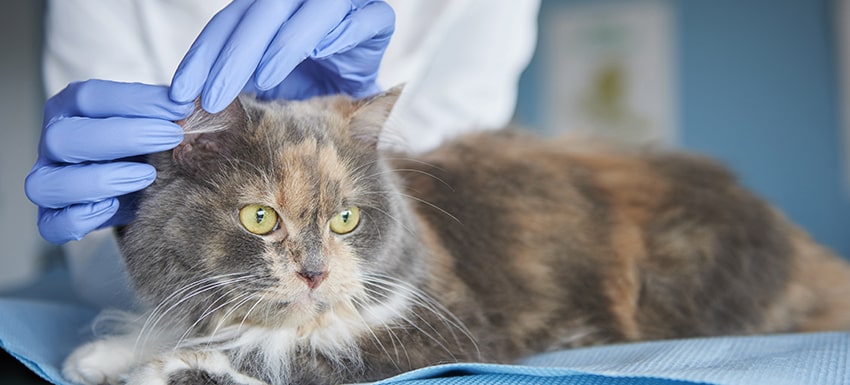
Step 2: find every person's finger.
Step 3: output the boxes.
[99,193,141,229]
[313,1,395,58]
[169,0,258,104]
[37,200,119,244]
[245,61,322,100]
[47,80,193,121]
[253,0,352,93]
[39,117,183,164]
[201,0,305,112]
[25,162,156,209]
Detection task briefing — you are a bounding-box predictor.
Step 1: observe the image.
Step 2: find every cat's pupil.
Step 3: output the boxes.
[341,210,351,223]
[256,208,266,224]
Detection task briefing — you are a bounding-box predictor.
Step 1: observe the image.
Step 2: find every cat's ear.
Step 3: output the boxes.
[177,97,247,134]
[172,97,248,171]
[348,84,404,148]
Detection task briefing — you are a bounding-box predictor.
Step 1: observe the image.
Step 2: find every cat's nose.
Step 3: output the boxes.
[297,270,327,289]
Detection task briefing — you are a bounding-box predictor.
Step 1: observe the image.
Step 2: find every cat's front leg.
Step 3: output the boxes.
[63,335,139,385]
[126,350,268,385]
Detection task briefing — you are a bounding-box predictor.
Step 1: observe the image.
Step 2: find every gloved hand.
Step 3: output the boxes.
[25,80,192,244]
[170,0,395,113]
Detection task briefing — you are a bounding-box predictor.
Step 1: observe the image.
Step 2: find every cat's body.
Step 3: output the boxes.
[63,90,850,385]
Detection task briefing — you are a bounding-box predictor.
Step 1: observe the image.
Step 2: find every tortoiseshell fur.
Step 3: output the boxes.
[63,90,850,385]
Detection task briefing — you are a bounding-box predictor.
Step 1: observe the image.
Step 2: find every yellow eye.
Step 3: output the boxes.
[329,206,360,235]
[239,204,279,235]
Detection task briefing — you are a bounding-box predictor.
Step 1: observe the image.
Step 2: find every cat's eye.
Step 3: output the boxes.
[239,204,279,235]
[329,207,361,235]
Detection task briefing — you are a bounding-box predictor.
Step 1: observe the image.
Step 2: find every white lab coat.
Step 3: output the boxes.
[43,0,540,308]
[45,0,540,152]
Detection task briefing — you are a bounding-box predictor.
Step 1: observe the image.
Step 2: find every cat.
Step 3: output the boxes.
[63,87,850,385]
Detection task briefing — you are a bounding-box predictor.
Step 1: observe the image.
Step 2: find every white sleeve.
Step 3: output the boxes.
[379,0,541,153]
[44,0,540,152]
[43,0,228,97]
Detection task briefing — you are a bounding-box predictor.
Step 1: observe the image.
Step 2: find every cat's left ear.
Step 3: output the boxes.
[178,97,247,135]
[348,84,404,148]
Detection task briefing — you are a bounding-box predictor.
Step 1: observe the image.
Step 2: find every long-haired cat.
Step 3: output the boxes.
[63,88,850,385]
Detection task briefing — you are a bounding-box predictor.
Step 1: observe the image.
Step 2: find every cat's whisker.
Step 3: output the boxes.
[220,156,274,188]
[317,301,367,374]
[380,156,447,173]
[138,273,244,343]
[212,293,257,335]
[360,283,444,338]
[225,156,268,178]
[202,289,264,350]
[146,275,250,329]
[382,321,410,368]
[348,297,401,371]
[196,283,250,325]
[380,278,475,350]
[137,274,254,352]
[348,158,383,176]
[362,211,383,243]
[363,205,417,237]
[364,168,454,192]
[358,280,461,360]
[363,274,480,358]
[376,302,458,361]
[356,283,413,368]
[238,293,267,333]
[359,189,462,226]
[350,296,412,369]
[396,193,462,225]
[135,275,235,351]
[175,290,257,351]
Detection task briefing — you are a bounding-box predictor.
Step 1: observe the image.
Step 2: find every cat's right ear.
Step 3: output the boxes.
[348,85,404,148]
[171,97,248,171]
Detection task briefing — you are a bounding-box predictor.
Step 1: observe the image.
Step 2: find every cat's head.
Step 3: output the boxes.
[121,87,423,337]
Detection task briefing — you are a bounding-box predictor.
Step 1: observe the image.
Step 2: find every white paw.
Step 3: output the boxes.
[63,338,137,385]
[126,351,268,385]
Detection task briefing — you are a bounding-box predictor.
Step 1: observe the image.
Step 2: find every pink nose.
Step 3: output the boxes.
[297,270,327,289]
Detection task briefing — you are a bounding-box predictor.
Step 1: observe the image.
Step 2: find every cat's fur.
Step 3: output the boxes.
[63,88,850,385]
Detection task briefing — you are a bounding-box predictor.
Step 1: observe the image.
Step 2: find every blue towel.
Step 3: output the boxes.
[2,269,848,385]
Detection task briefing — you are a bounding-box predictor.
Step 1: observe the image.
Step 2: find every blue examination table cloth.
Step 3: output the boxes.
[2,268,848,385]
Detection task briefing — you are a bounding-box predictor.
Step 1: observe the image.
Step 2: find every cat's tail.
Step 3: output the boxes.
[767,221,850,332]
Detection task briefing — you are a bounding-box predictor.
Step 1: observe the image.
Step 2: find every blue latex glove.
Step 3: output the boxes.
[25,80,192,244]
[170,0,395,113]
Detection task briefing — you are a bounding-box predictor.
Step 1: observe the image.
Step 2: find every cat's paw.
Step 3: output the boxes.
[166,369,249,385]
[63,338,136,385]
[127,351,267,385]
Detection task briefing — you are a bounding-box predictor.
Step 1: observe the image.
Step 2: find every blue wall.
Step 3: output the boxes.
[516,0,850,257]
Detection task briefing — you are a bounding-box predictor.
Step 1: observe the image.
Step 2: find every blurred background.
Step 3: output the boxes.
[0,0,48,293]
[514,0,850,259]
[1,0,849,291]
[0,0,848,381]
